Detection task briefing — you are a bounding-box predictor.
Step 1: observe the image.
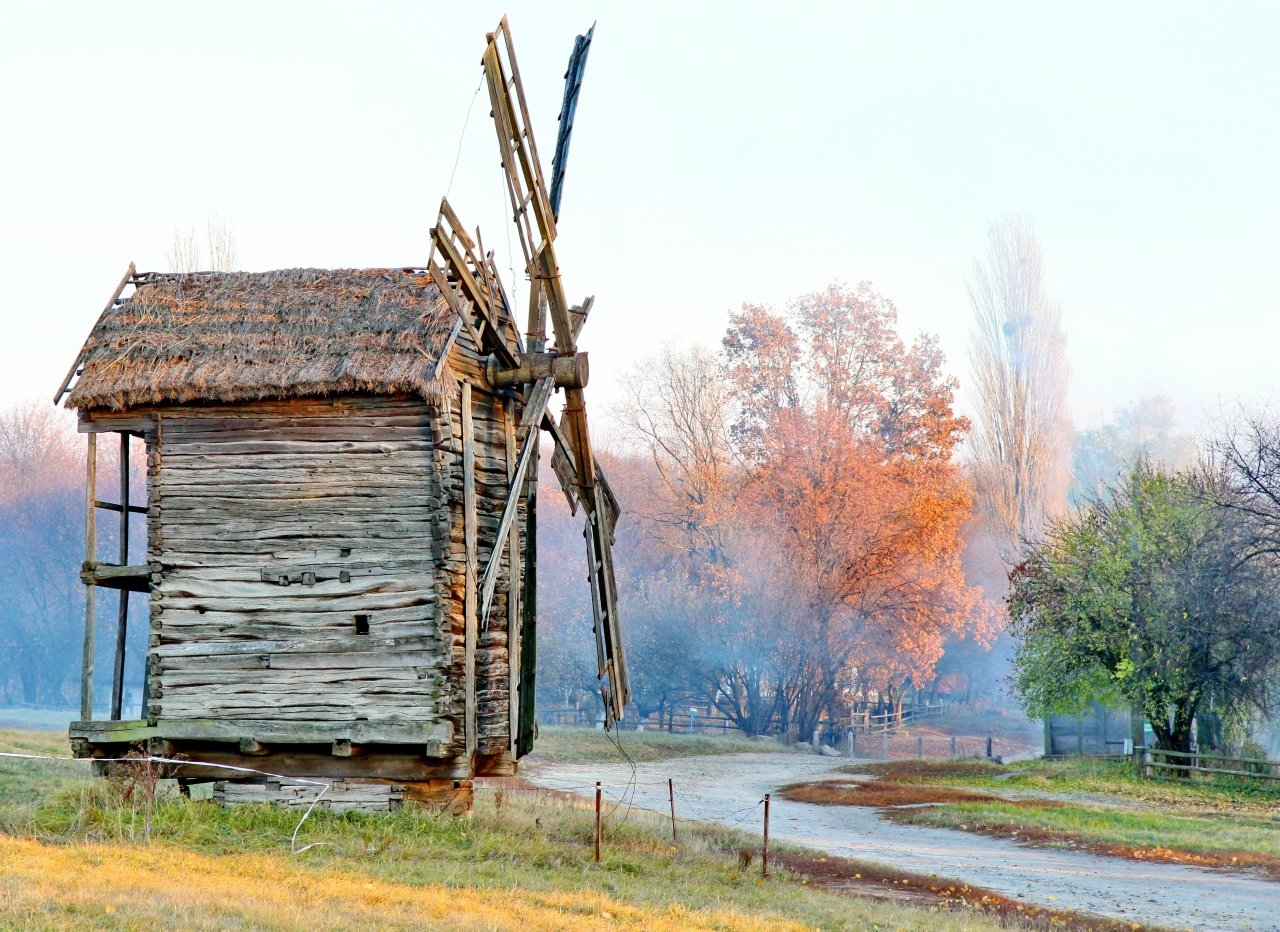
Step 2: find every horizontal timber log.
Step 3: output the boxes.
[155,576,433,600]
[70,717,454,746]
[156,591,436,614]
[152,633,438,658]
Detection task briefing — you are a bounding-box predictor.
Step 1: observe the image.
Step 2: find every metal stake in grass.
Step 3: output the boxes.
[594,781,602,863]
[144,753,153,844]
[762,793,770,878]
[668,778,677,843]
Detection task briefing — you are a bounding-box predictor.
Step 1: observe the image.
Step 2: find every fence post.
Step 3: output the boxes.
[986,735,993,759]
[950,736,956,758]
[762,793,770,878]
[916,735,923,759]
[848,730,855,758]
[668,778,677,843]
[594,782,602,863]
[881,732,889,760]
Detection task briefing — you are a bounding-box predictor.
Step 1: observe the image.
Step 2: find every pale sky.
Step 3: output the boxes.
[3,1,1277,440]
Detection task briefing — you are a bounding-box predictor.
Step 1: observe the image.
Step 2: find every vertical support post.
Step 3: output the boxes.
[141,424,159,722]
[668,778,677,843]
[761,793,770,878]
[110,432,130,721]
[594,781,602,863]
[1130,701,1145,767]
[881,731,888,760]
[503,399,521,757]
[847,729,855,758]
[950,735,957,758]
[461,384,478,762]
[986,735,994,759]
[80,433,97,721]
[516,427,539,758]
[916,735,923,759]
[140,657,152,722]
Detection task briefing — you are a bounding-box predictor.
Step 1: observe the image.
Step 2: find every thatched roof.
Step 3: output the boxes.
[61,268,459,411]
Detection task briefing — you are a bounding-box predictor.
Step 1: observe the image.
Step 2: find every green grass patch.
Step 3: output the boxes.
[527,725,792,764]
[856,756,1280,810]
[842,755,1280,877]
[0,728,80,812]
[0,707,75,732]
[887,799,1280,871]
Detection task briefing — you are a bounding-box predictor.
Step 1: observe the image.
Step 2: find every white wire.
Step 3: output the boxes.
[0,750,330,855]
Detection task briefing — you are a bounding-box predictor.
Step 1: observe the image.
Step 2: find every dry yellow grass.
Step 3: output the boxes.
[0,836,802,931]
[0,728,1019,930]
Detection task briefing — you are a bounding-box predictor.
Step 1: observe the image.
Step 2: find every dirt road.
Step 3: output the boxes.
[524,752,1279,930]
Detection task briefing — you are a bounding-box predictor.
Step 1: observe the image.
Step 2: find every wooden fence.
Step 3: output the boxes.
[536,702,950,740]
[1140,747,1280,783]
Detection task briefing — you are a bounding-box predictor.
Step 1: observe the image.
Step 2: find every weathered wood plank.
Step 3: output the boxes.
[504,405,521,754]
[156,575,433,600]
[161,440,445,457]
[160,667,438,687]
[461,382,477,764]
[517,428,538,758]
[152,634,436,658]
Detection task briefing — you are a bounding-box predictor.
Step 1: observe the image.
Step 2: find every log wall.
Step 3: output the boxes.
[139,396,459,740]
[79,343,527,776]
[435,382,521,758]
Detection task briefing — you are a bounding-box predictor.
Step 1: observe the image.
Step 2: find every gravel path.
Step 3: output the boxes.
[524,752,1280,930]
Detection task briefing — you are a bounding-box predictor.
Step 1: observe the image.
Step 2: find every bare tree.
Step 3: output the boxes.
[1215,405,1280,557]
[967,216,1071,552]
[167,215,238,273]
[206,214,238,272]
[614,345,739,564]
[0,402,85,704]
[167,227,202,274]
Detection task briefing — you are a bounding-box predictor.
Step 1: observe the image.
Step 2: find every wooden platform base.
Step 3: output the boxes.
[69,720,514,789]
[212,777,472,814]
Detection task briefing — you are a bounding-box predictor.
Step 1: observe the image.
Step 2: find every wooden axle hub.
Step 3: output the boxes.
[487,351,588,389]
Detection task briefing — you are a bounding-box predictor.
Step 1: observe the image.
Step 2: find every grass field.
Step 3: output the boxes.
[789,758,1280,878]
[863,756,1280,809]
[527,726,793,764]
[0,727,1070,931]
[887,799,1280,877]
[0,706,76,732]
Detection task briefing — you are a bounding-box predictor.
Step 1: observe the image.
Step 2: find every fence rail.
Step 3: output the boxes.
[1140,747,1280,783]
[535,701,953,740]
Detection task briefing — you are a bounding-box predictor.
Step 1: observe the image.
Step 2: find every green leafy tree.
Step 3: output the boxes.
[1009,461,1280,752]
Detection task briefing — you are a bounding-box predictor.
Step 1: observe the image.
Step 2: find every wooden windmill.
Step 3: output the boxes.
[59,17,626,811]
[428,17,629,740]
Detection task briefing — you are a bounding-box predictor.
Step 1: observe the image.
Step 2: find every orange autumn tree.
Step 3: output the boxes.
[724,283,994,738]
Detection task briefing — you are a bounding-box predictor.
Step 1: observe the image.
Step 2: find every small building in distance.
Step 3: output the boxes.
[1043,701,1135,757]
